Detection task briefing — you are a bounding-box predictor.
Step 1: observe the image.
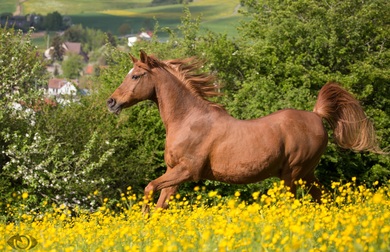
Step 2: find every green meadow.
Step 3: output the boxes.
[0,1,16,13]
[3,0,243,37]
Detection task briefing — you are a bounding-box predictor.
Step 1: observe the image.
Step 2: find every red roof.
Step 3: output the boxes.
[63,42,82,54]
[85,64,94,75]
[48,78,68,89]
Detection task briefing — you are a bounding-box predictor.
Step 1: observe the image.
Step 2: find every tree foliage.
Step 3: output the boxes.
[63,24,109,53]
[43,11,63,31]
[50,34,64,61]
[234,0,390,185]
[62,53,84,79]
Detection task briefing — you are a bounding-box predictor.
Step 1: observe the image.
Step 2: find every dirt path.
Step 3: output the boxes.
[233,4,241,15]
[13,0,28,16]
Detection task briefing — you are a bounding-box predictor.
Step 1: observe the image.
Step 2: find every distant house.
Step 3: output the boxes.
[127,31,153,47]
[44,42,89,62]
[62,42,89,62]
[48,78,77,96]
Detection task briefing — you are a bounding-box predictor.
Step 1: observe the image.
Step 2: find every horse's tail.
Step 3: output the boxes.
[313,82,382,153]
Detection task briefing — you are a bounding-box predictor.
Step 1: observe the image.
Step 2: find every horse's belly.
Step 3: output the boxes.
[209,165,280,184]
[206,150,283,184]
[205,125,285,183]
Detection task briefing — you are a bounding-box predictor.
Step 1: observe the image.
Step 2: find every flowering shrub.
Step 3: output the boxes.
[0,27,47,213]
[1,180,389,251]
[3,131,118,212]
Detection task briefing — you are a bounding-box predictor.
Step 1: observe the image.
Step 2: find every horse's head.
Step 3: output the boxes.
[107,50,160,114]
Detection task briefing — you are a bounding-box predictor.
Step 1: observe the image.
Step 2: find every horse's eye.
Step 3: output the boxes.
[131,73,145,80]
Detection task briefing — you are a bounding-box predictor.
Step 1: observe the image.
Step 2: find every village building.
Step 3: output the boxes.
[127,31,153,47]
[44,42,89,62]
[47,78,77,96]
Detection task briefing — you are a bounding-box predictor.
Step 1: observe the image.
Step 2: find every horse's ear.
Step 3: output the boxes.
[139,50,148,63]
[139,49,159,68]
[129,53,138,63]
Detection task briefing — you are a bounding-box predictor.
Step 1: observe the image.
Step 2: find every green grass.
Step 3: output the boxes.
[200,16,247,38]
[0,0,18,13]
[22,0,150,15]
[20,0,243,37]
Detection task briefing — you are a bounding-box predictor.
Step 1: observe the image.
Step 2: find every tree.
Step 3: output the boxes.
[118,23,131,35]
[51,34,64,61]
[62,53,84,79]
[106,32,117,47]
[63,25,108,53]
[44,11,63,31]
[63,24,85,43]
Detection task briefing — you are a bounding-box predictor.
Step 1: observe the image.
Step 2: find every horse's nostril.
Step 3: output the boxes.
[107,98,116,107]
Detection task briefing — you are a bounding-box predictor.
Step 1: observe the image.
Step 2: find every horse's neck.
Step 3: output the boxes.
[154,73,206,129]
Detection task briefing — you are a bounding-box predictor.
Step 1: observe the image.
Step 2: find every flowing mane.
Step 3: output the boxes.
[163,57,224,108]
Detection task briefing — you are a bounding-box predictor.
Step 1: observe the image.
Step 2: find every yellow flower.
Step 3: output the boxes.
[2,179,388,251]
[22,192,28,199]
[208,191,218,197]
[372,193,382,204]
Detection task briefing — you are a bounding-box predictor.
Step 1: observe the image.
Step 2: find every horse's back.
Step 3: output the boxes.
[235,108,327,152]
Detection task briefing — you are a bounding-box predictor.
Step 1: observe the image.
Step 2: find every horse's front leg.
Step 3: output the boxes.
[155,167,179,209]
[142,163,192,213]
[156,185,179,209]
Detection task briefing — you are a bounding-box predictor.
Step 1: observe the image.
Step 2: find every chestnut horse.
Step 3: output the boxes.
[107,50,380,210]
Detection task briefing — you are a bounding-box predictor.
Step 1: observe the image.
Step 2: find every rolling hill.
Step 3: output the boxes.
[4,0,244,37]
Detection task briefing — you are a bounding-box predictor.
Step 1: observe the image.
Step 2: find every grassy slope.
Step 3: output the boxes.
[0,0,18,13]
[19,0,243,37]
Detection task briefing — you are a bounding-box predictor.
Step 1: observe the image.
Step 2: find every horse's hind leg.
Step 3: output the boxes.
[282,164,324,203]
[304,173,326,203]
[280,166,297,197]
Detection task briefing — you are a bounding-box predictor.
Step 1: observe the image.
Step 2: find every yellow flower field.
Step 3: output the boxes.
[1,180,389,251]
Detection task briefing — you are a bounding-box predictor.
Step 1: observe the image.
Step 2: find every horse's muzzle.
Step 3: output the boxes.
[107,98,121,114]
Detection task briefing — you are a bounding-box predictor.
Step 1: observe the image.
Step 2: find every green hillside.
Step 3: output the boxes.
[0,0,18,13]
[10,0,243,37]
